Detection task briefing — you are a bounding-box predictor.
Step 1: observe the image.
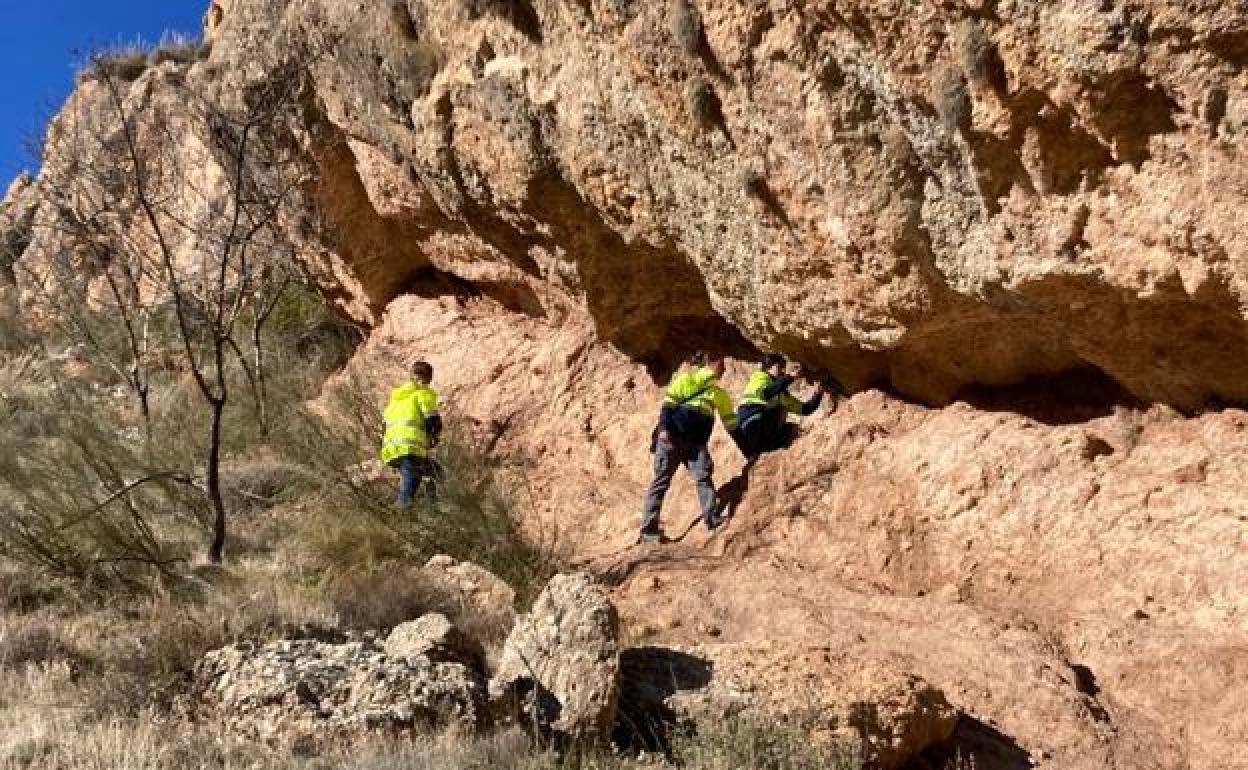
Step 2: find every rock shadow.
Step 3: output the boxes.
[500,675,564,737]
[715,458,754,522]
[1070,662,1112,724]
[911,715,1032,770]
[747,176,795,230]
[473,0,543,43]
[1085,71,1177,166]
[526,173,759,383]
[953,365,1143,427]
[401,265,547,318]
[614,646,714,756]
[695,36,733,85]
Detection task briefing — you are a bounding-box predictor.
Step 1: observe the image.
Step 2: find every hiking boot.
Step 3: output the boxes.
[638,530,665,545]
[705,512,731,532]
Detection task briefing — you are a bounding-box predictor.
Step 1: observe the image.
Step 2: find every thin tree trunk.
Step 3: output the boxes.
[252,319,268,436]
[134,377,152,446]
[206,398,227,564]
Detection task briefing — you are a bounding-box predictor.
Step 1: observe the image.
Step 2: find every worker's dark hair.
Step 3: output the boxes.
[410,360,434,383]
[761,352,787,370]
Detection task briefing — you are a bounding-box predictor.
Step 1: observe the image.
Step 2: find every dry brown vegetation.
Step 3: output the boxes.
[0,278,853,768]
[0,263,574,761]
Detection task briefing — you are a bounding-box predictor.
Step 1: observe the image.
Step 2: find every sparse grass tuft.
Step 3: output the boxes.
[92,49,149,82]
[669,0,703,53]
[146,33,206,68]
[673,719,860,769]
[816,53,845,92]
[741,168,767,197]
[933,65,972,134]
[323,567,446,632]
[685,77,719,130]
[954,18,998,86]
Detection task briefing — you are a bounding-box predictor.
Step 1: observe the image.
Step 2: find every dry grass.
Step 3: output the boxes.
[0,309,35,355]
[0,617,83,671]
[92,49,149,82]
[146,33,206,68]
[85,570,338,714]
[0,276,575,766]
[322,566,449,631]
[0,697,859,770]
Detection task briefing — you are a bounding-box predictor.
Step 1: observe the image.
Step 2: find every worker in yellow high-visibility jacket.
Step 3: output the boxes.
[735,353,829,460]
[380,360,443,506]
[639,352,737,543]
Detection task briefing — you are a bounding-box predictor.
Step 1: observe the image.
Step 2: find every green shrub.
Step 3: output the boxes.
[1,217,31,286]
[0,377,206,587]
[267,366,560,602]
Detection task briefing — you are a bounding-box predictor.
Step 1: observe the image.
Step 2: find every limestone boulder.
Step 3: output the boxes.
[385,612,485,670]
[489,572,620,742]
[193,636,485,743]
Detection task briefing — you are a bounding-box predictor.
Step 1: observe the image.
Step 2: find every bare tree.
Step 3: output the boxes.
[22,44,323,564]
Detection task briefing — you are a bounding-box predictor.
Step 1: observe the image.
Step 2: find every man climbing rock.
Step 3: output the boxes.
[639,352,737,543]
[734,353,829,460]
[380,360,443,506]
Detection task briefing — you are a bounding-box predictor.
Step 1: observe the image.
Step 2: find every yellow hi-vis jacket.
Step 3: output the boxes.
[662,366,737,431]
[380,382,440,465]
[740,370,804,414]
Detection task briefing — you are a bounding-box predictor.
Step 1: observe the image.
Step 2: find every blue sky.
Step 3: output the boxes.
[0,1,205,188]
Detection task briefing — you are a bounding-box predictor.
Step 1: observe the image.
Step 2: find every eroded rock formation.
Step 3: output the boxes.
[490,571,621,741]
[205,0,1248,411]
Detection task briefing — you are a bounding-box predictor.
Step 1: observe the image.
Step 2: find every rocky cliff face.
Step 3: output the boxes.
[5,1,1248,768]
[208,0,1248,411]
